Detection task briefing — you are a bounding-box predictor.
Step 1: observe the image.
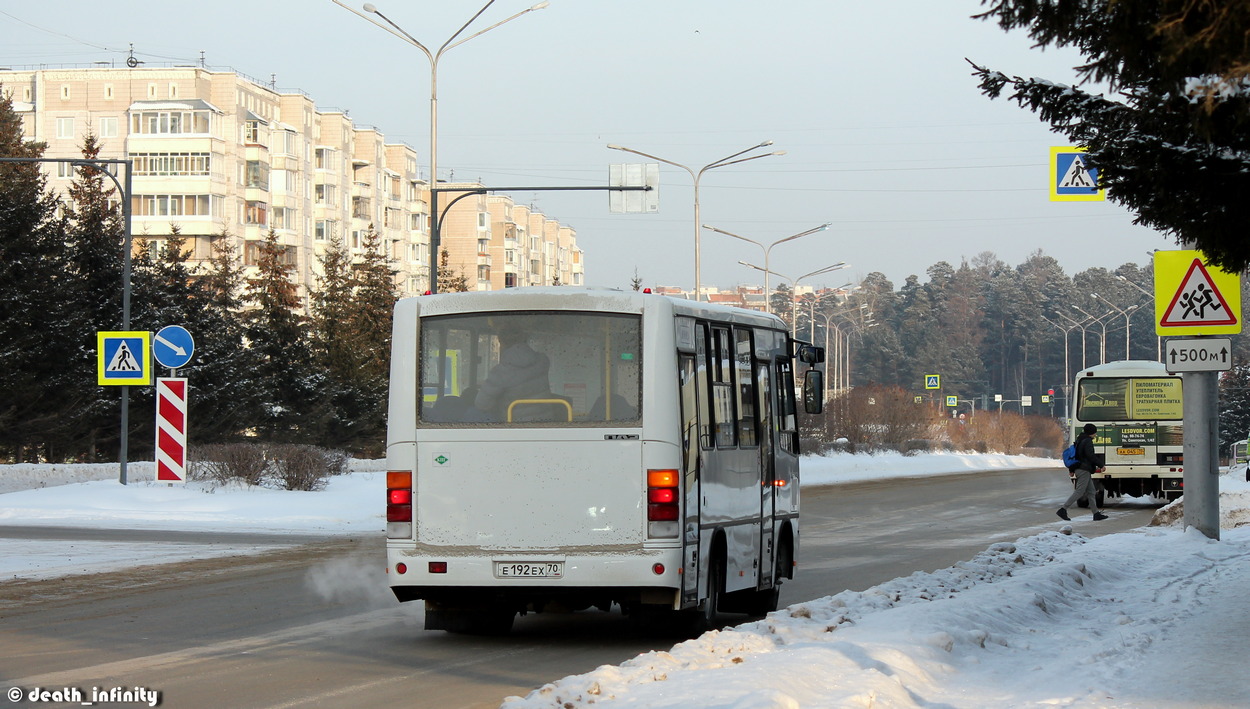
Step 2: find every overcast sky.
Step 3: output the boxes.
[1,1,1168,292]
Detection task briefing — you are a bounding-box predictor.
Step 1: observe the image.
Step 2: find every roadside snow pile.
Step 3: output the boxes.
[502,476,1250,709]
[0,470,386,534]
[0,462,155,494]
[0,458,389,495]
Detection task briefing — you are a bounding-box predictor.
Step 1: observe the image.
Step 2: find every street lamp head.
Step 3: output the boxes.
[770,150,787,156]
[363,2,378,11]
[606,144,624,151]
[530,1,550,8]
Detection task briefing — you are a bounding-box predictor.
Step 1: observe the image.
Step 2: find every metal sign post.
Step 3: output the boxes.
[1155,250,1242,540]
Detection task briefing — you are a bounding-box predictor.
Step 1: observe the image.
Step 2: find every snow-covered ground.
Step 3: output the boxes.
[2,452,1247,708]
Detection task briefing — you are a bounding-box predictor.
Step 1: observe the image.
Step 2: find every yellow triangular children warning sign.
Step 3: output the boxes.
[1058,154,1096,189]
[1160,258,1238,326]
[106,341,142,372]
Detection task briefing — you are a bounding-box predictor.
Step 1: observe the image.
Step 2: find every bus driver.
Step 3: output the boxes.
[473,326,551,419]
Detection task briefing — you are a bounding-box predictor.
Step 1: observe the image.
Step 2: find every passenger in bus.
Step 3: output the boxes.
[1057,423,1108,521]
[473,327,551,420]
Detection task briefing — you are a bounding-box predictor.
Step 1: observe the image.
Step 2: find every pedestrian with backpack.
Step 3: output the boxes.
[1058,423,1108,521]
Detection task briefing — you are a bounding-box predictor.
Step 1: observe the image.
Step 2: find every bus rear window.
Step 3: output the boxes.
[418,311,641,426]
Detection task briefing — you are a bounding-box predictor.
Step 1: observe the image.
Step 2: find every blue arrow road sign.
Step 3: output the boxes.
[154,325,195,369]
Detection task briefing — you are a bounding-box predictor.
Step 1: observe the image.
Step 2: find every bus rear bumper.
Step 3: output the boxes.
[386,547,683,610]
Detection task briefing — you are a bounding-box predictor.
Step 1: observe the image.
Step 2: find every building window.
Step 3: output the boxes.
[130,110,212,135]
[244,241,297,267]
[274,130,298,157]
[132,152,211,177]
[315,220,336,241]
[98,117,119,139]
[103,84,114,100]
[271,206,293,230]
[352,196,370,220]
[56,117,74,140]
[143,239,169,262]
[314,147,336,171]
[245,201,268,226]
[243,120,261,145]
[314,183,336,205]
[60,85,71,100]
[134,194,216,217]
[244,160,270,190]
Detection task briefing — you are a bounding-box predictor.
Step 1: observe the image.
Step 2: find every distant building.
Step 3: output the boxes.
[1,64,580,301]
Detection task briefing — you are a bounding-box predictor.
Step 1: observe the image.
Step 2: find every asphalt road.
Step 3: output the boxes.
[0,468,1159,709]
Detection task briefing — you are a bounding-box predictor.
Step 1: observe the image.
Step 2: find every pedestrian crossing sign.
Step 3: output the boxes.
[97,331,152,386]
[925,374,941,389]
[1154,250,1241,336]
[1050,147,1105,201]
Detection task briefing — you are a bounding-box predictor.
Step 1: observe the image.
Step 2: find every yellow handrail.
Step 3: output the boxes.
[506,398,573,422]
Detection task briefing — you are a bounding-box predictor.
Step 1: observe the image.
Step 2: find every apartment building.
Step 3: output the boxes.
[1,64,581,300]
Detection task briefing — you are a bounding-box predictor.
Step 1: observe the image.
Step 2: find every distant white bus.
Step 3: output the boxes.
[384,288,824,633]
[1070,360,1184,506]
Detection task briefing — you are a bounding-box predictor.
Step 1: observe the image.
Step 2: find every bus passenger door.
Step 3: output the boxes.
[756,359,775,588]
[678,353,703,606]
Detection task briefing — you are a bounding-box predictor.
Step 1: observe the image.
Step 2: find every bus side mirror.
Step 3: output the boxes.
[803,370,824,414]
[796,344,825,365]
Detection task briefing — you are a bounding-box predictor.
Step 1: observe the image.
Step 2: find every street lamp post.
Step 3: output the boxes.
[1058,312,1092,371]
[1092,293,1140,361]
[702,223,830,313]
[1115,274,1164,361]
[807,284,853,343]
[1075,305,1115,364]
[334,0,549,293]
[738,261,848,335]
[1041,314,1080,407]
[607,142,785,301]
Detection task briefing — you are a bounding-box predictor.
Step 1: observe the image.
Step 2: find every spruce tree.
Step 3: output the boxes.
[191,233,259,443]
[1219,358,1250,455]
[971,1,1250,272]
[308,237,360,449]
[437,247,470,292]
[0,87,75,461]
[243,229,313,442]
[59,133,127,460]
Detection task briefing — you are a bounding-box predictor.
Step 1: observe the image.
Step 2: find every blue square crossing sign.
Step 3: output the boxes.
[1050,147,1105,201]
[97,331,152,386]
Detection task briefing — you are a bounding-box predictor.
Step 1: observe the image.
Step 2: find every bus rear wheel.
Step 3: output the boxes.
[689,555,724,634]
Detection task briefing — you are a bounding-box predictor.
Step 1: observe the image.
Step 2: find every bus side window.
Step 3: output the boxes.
[735,328,758,447]
[694,323,713,449]
[776,359,798,455]
[711,326,737,447]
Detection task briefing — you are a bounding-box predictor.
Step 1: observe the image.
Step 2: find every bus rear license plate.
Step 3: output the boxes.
[495,562,563,579]
[1117,447,1145,456]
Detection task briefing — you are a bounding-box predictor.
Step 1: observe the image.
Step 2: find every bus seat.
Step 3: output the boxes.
[589,393,637,421]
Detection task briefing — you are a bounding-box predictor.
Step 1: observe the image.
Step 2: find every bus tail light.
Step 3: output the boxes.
[387,471,413,539]
[647,468,679,538]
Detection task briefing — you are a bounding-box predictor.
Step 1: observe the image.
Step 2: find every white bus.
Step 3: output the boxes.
[1070,360,1184,506]
[384,288,824,634]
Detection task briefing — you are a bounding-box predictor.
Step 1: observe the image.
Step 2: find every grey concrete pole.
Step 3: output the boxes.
[1182,367,1221,539]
